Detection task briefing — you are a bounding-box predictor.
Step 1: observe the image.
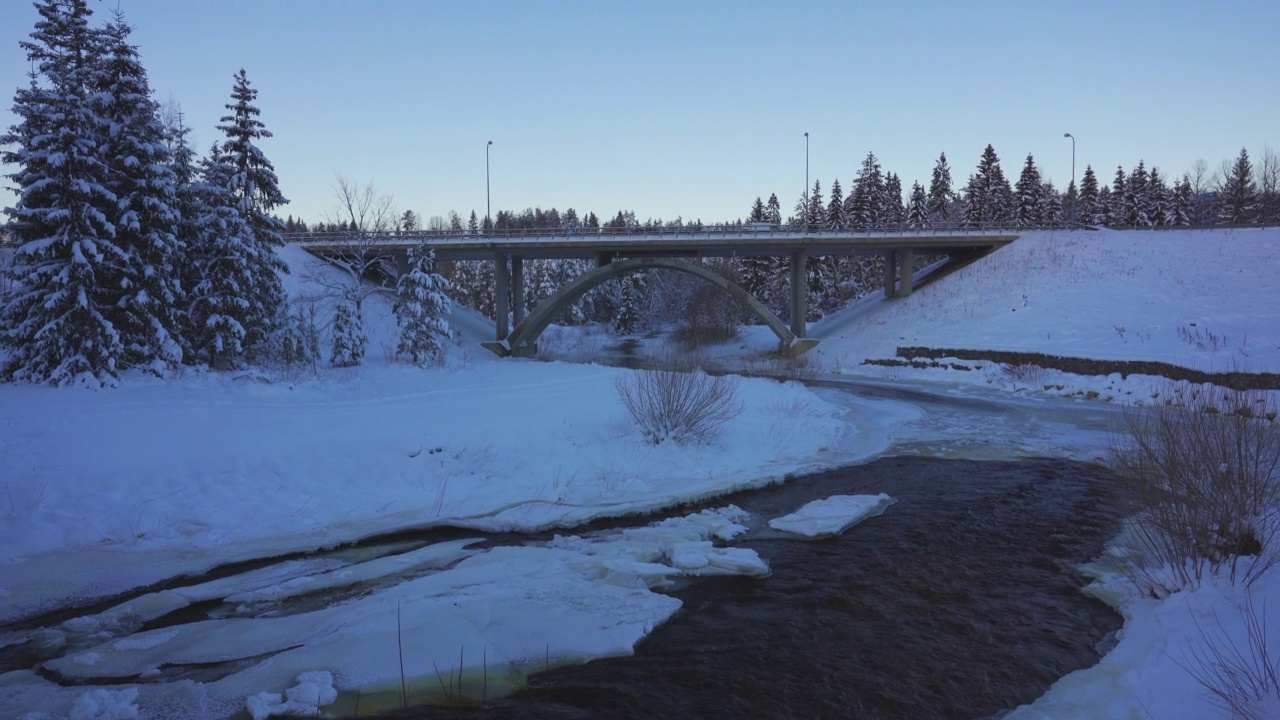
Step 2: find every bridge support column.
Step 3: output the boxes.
[511,256,525,327]
[395,251,410,278]
[494,251,509,339]
[883,251,898,298]
[790,250,807,338]
[899,249,914,296]
[595,251,612,268]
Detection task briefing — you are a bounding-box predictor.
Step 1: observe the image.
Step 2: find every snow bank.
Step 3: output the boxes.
[767,493,895,537]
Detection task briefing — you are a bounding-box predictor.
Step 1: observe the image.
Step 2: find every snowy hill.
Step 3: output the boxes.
[815,227,1280,380]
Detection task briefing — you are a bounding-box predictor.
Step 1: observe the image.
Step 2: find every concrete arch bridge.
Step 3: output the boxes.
[296,225,1022,357]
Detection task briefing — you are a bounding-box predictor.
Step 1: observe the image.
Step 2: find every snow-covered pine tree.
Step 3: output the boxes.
[1063,180,1078,224]
[963,145,1010,226]
[826,179,846,229]
[927,152,953,222]
[1219,147,1257,225]
[749,197,766,223]
[183,146,263,369]
[806,180,824,230]
[394,244,451,366]
[1108,166,1127,227]
[848,152,885,228]
[1170,175,1194,226]
[614,271,643,334]
[0,0,126,386]
[883,173,904,227]
[765,193,782,224]
[1077,165,1100,225]
[329,301,366,367]
[1038,182,1063,225]
[1147,167,1169,227]
[1014,153,1043,227]
[1096,185,1114,225]
[98,10,183,373]
[161,105,206,363]
[211,70,288,361]
[1125,161,1152,227]
[906,181,928,228]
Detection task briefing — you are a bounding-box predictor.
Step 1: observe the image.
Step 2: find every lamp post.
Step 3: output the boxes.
[485,140,493,231]
[1063,132,1075,221]
[804,131,809,232]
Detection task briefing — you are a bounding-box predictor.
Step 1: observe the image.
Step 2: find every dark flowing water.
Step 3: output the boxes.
[383,456,1124,720]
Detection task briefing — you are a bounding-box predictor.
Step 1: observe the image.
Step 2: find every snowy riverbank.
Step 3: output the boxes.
[2,229,1279,719]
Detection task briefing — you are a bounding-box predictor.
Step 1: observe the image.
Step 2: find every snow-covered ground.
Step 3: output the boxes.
[2,229,1279,719]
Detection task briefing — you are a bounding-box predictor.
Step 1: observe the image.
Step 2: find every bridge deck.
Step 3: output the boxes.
[293,227,1021,261]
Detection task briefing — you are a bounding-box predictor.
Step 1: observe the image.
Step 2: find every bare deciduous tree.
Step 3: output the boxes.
[301,174,401,319]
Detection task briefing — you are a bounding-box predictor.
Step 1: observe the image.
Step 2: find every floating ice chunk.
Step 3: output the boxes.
[246,671,336,719]
[112,629,177,651]
[768,494,895,537]
[68,687,138,719]
[670,541,769,577]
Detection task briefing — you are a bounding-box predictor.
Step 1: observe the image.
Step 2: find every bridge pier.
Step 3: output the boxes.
[494,252,509,338]
[883,251,897,298]
[899,249,914,296]
[790,249,807,338]
[511,256,525,328]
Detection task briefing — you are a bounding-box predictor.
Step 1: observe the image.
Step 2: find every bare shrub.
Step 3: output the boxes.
[615,366,741,445]
[1110,384,1280,594]
[1000,362,1049,390]
[1179,594,1280,720]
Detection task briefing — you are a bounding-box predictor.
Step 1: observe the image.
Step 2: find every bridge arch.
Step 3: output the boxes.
[482,257,817,358]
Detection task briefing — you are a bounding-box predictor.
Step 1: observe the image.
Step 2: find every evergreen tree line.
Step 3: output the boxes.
[753,144,1280,232]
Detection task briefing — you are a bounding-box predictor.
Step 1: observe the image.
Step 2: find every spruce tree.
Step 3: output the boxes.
[883,173,905,226]
[1014,153,1043,226]
[1220,147,1257,224]
[185,147,265,368]
[1108,166,1127,226]
[806,180,824,230]
[749,197,766,223]
[0,0,124,385]
[927,152,953,221]
[329,301,365,367]
[98,10,183,372]
[765,193,782,224]
[211,70,288,361]
[1170,176,1194,226]
[1038,182,1063,224]
[826,179,846,229]
[1077,165,1100,225]
[1124,161,1152,227]
[906,181,928,228]
[963,145,1010,226]
[1148,167,1169,227]
[848,152,885,228]
[394,244,451,365]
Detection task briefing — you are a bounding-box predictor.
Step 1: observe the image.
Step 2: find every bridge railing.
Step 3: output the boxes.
[286,220,1089,244]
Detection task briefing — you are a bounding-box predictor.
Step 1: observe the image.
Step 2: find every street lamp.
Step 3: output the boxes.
[486,140,493,232]
[804,131,809,232]
[1063,132,1075,222]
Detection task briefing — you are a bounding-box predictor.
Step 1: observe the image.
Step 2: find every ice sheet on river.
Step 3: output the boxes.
[23,507,766,719]
[768,494,895,537]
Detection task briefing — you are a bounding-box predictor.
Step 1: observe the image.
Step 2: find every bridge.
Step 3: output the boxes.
[295,224,1023,357]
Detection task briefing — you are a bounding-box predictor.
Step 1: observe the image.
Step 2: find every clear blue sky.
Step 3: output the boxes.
[1,0,1277,226]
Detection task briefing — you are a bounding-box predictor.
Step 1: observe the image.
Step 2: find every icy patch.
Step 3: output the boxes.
[245,671,336,719]
[768,494,895,537]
